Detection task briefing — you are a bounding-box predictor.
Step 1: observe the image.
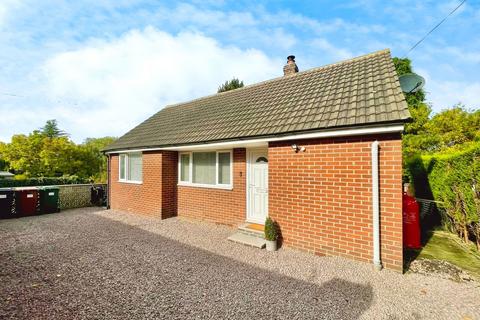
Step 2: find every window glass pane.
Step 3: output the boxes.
[119,155,126,180]
[192,152,216,184]
[128,153,142,181]
[180,153,190,182]
[218,152,231,184]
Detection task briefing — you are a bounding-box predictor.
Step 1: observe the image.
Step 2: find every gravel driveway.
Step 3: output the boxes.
[1,208,479,319]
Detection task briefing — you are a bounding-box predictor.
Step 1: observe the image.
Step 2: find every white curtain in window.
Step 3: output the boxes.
[119,155,126,180]
[128,153,142,181]
[218,152,231,184]
[180,153,190,182]
[193,152,216,184]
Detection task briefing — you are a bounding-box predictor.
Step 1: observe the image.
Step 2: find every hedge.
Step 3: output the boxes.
[406,141,480,247]
[0,175,91,188]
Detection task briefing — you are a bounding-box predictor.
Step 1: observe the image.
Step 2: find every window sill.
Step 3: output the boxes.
[178,182,233,190]
[118,180,143,185]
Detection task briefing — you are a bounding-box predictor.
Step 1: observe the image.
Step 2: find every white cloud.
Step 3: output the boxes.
[38,27,282,142]
[437,0,468,16]
[167,3,257,29]
[417,67,480,112]
[154,3,385,43]
[426,80,480,111]
[444,47,480,64]
[310,38,354,61]
[0,0,20,28]
[0,1,478,143]
[149,4,301,52]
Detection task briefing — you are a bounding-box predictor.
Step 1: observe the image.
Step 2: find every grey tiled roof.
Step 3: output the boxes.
[105,49,410,151]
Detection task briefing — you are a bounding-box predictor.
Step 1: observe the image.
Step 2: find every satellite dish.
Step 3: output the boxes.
[399,73,425,93]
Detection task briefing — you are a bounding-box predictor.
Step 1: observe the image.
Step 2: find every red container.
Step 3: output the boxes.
[15,188,39,217]
[403,193,421,249]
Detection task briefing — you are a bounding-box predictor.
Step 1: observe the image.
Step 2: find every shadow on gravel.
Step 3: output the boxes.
[0,210,373,319]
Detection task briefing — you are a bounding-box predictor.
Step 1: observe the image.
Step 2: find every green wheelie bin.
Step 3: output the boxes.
[38,186,60,214]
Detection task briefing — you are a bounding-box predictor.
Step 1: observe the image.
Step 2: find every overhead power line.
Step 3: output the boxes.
[404,0,467,57]
[1,92,24,97]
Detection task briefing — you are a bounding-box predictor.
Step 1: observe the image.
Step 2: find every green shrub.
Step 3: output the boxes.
[406,141,480,248]
[265,217,278,241]
[0,175,90,188]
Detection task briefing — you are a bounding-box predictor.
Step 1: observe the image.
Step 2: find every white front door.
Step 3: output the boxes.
[247,149,268,224]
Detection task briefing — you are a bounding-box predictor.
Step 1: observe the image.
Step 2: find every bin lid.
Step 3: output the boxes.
[38,186,60,190]
[14,187,39,191]
[0,187,13,191]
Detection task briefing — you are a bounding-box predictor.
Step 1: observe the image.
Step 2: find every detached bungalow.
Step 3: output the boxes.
[104,49,410,271]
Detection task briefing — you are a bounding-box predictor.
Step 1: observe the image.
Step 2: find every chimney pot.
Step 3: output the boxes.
[283,55,299,76]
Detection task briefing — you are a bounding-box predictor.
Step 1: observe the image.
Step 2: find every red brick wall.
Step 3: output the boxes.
[108,134,403,270]
[110,151,177,218]
[268,134,403,271]
[160,151,178,218]
[177,148,246,226]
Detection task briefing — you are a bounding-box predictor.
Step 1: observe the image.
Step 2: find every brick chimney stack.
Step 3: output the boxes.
[283,55,299,76]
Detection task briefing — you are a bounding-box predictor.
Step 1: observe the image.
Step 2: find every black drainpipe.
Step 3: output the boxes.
[106,153,111,209]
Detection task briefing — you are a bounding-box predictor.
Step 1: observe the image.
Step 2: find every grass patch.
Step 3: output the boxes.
[406,230,480,279]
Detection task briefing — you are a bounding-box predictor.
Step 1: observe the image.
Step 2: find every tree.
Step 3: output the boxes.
[82,137,117,151]
[392,57,431,136]
[217,78,244,93]
[81,137,117,182]
[393,58,453,155]
[395,57,480,248]
[39,136,81,177]
[2,132,45,176]
[427,105,480,149]
[0,142,9,171]
[2,120,116,182]
[40,119,68,138]
[393,58,434,157]
[402,105,480,154]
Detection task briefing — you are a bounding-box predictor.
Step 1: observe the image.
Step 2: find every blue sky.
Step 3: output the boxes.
[1,0,479,142]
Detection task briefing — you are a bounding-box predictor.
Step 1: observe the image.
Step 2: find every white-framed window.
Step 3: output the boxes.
[178,150,232,189]
[119,152,143,183]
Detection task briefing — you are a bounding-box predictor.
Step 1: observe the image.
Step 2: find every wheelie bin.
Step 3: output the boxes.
[38,186,60,214]
[91,185,105,206]
[15,187,39,217]
[0,188,16,219]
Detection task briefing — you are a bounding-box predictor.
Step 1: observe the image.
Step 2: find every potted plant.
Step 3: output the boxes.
[264,217,278,251]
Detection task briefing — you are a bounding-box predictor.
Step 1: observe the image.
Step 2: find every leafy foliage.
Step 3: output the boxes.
[264,217,279,241]
[3,131,45,177]
[0,142,9,171]
[392,57,431,136]
[217,78,244,93]
[40,119,68,138]
[1,120,116,182]
[82,137,117,182]
[396,57,480,249]
[427,106,480,148]
[394,58,480,156]
[0,175,89,188]
[406,141,480,248]
[402,105,480,156]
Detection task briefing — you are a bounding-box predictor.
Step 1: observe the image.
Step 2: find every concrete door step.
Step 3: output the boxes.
[227,232,266,249]
[237,223,265,239]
